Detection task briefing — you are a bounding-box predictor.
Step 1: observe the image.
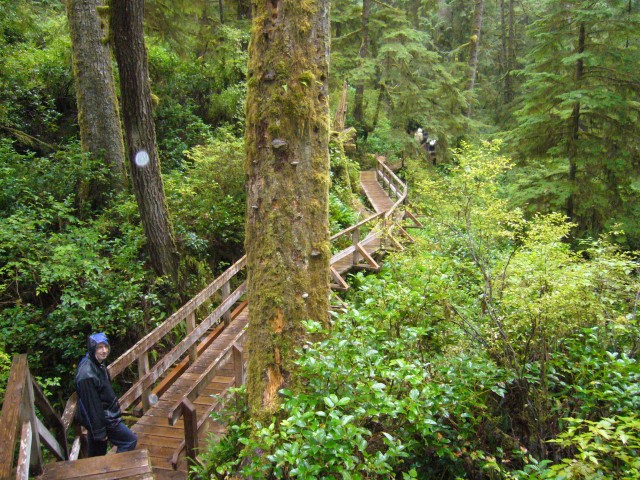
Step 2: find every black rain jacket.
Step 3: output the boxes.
[75,333,122,440]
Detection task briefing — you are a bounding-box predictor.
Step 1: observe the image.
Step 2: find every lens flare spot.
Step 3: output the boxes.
[135,150,150,167]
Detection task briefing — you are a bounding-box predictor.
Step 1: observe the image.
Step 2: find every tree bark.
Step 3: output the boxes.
[237,0,251,20]
[353,0,370,141]
[110,0,180,282]
[567,22,585,221]
[466,0,485,115]
[245,0,331,417]
[66,0,126,206]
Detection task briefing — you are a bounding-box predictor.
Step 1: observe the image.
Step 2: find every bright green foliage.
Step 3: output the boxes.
[0,5,73,149]
[195,142,640,478]
[148,24,248,169]
[164,129,246,268]
[545,415,640,479]
[0,140,167,394]
[508,0,640,246]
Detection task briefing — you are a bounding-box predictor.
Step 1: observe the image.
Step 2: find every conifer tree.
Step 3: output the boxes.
[510,0,640,244]
[66,0,126,206]
[244,0,331,416]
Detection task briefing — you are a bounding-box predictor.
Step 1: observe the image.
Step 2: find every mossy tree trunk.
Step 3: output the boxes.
[65,0,126,207]
[353,0,370,142]
[466,0,485,115]
[244,0,331,417]
[110,0,180,283]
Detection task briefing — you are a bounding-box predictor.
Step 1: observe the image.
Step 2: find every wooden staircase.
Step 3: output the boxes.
[0,159,421,480]
[39,450,154,480]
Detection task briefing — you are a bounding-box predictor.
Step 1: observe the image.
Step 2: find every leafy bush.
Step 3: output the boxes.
[0,141,166,397]
[165,129,246,268]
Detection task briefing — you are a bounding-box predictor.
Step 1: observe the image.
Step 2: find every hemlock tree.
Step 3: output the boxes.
[509,0,640,245]
[65,0,126,204]
[244,0,331,416]
[110,0,180,282]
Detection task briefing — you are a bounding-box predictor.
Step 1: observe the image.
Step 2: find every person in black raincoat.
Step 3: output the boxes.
[75,332,137,457]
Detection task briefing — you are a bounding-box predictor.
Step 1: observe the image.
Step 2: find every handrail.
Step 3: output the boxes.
[329,211,385,242]
[108,256,247,380]
[376,157,408,219]
[0,354,69,480]
[19,158,412,472]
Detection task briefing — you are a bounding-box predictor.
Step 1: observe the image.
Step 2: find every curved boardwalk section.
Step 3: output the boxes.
[1,159,417,480]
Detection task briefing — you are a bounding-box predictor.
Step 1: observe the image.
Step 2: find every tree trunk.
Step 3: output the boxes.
[245,0,331,417]
[466,0,485,115]
[237,0,251,20]
[353,0,370,141]
[110,0,180,282]
[567,22,585,221]
[66,0,126,206]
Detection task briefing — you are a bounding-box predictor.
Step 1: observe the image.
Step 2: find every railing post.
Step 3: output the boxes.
[222,281,231,326]
[24,370,42,476]
[352,228,360,266]
[137,352,151,412]
[233,344,244,389]
[186,312,197,364]
[181,398,198,467]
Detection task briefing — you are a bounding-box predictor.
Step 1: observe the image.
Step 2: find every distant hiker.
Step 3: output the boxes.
[75,332,137,457]
[414,127,424,145]
[426,137,437,164]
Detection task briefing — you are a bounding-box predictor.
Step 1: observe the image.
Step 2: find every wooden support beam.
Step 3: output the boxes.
[186,312,197,365]
[222,281,231,326]
[138,352,151,412]
[355,243,380,271]
[181,399,198,468]
[24,370,42,475]
[330,267,349,291]
[403,210,424,228]
[0,355,28,479]
[31,378,68,460]
[16,421,32,480]
[35,416,66,461]
[233,344,244,389]
[396,225,415,244]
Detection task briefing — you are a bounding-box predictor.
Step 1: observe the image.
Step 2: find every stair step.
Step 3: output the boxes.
[40,449,154,480]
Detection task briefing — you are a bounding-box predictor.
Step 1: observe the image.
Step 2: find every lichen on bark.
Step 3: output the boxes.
[244,0,331,417]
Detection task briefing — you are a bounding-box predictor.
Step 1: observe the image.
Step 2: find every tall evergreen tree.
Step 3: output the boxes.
[66,0,126,207]
[509,0,640,245]
[110,0,181,281]
[244,0,331,416]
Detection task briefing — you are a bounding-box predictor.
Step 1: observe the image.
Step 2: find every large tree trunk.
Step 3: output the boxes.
[567,22,585,221]
[237,0,251,20]
[353,0,370,142]
[245,0,331,417]
[66,0,126,206]
[110,0,180,282]
[466,0,485,115]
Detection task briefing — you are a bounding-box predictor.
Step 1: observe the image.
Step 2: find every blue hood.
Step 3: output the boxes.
[86,332,110,363]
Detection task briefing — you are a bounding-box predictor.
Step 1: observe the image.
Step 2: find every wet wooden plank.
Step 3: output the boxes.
[41,449,152,480]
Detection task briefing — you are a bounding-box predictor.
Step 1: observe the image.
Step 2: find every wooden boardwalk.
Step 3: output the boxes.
[131,308,248,479]
[2,159,416,480]
[360,170,395,213]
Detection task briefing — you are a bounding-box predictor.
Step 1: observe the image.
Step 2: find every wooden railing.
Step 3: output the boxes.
[376,157,408,218]
[0,159,415,474]
[0,354,69,480]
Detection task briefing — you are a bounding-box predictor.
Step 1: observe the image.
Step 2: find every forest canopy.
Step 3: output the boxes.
[1,0,639,478]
